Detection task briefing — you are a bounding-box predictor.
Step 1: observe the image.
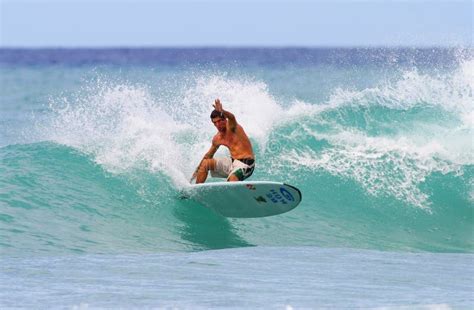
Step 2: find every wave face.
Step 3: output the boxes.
[0,48,472,254]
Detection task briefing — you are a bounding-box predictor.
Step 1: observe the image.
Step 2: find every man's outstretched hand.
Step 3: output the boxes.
[213,99,223,112]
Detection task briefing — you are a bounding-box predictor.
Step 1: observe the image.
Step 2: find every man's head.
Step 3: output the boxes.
[210,110,226,132]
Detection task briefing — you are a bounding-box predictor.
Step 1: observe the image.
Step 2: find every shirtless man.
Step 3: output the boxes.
[191,99,255,184]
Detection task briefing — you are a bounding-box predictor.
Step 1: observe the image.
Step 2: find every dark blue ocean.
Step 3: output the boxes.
[1,48,473,308]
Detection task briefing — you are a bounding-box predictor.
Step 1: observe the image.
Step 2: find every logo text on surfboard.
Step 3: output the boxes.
[266,188,291,204]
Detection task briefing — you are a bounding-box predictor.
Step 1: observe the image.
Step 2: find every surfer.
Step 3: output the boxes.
[191,99,255,184]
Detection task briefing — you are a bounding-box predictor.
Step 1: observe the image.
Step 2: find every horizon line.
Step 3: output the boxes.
[1,45,472,50]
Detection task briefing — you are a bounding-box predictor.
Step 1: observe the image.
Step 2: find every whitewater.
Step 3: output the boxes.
[0,48,473,308]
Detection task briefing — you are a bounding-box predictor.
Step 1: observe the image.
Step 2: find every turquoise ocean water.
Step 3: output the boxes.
[1,48,473,308]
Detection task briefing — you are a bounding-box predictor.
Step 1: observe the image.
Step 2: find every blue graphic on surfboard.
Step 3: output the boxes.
[182,181,302,218]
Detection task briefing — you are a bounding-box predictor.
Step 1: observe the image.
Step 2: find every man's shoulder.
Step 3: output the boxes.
[235,124,247,134]
[212,134,221,144]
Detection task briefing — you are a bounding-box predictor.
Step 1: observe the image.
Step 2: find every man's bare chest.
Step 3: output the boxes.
[216,132,238,147]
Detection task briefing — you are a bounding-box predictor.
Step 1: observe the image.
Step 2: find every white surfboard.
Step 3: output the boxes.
[181,181,302,218]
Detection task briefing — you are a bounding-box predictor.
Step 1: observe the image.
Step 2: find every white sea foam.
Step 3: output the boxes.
[44,61,472,205]
[289,59,474,125]
[45,75,287,187]
[180,75,284,147]
[46,82,191,186]
[274,60,473,209]
[283,129,465,210]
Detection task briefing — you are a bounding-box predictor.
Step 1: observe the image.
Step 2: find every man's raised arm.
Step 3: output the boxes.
[213,99,237,132]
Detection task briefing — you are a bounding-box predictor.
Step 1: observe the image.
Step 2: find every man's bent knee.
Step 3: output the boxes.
[196,158,216,184]
[199,158,216,172]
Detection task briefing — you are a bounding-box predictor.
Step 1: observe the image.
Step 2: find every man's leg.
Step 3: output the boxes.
[196,159,216,184]
[227,168,243,182]
[227,174,240,182]
[227,163,254,182]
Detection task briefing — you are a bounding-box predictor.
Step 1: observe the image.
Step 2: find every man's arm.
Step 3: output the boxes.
[213,99,237,132]
[203,139,219,159]
[190,139,220,182]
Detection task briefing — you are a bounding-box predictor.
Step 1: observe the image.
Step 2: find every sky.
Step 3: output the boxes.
[0,0,472,47]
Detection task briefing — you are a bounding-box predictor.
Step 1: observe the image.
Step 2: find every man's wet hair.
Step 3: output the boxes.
[210,110,225,119]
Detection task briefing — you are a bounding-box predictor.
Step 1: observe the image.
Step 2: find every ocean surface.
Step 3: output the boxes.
[1,48,473,308]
